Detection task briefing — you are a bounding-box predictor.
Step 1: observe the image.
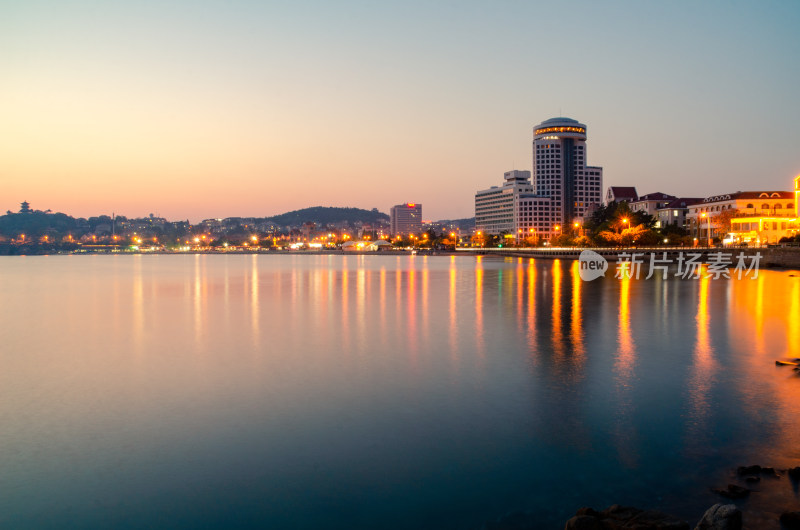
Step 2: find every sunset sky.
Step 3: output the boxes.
[3,1,799,222]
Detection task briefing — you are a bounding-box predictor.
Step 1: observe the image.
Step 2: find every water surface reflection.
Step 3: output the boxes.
[0,254,798,529]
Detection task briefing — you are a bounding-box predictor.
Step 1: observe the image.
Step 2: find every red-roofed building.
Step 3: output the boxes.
[605,186,638,204]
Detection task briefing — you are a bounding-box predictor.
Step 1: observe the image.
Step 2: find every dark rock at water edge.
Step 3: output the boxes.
[760,466,780,477]
[736,465,761,476]
[736,464,780,478]
[710,484,749,499]
[693,504,741,530]
[564,504,689,530]
[788,467,800,481]
[781,511,800,529]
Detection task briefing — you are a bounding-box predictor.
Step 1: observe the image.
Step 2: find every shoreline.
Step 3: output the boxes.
[2,246,800,269]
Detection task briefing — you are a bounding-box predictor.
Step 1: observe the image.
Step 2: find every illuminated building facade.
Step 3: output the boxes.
[688,189,795,243]
[390,203,422,236]
[475,170,554,241]
[473,117,603,243]
[726,175,800,245]
[533,117,604,228]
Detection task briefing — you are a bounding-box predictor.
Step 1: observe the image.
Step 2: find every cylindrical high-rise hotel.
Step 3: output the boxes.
[532,117,603,228]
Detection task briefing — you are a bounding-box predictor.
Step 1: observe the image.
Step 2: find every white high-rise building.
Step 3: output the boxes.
[532,117,603,228]
[475,170,553,242]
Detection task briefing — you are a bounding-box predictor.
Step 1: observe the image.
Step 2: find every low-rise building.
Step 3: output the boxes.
[605,186,638,204]
[726,176,800,245]
[656,198,703,229]
[688,189,796,242]
[630,192,676,217]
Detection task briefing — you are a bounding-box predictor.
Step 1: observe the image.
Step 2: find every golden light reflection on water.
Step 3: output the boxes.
[250,254,259,342]
[380,267,387,345]
[407,266,418,361]
[789,279,800,359]
[684,274,716,453]
[727,271,800,465]
[516,260,525,335]
[341,262,350,351]
[526,259,538,357]
[570,261,585,362]
[551,259,563,358]
[132,255,144,351]
[613,270,639,467]
[475,257,485,356]
[356,265,366,341]
[449,260,458,361]
[192,254,209,347]
[421,263,430,346]
[615,272,635,382]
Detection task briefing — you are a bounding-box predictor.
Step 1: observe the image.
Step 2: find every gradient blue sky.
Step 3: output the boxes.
[2,0,799,222]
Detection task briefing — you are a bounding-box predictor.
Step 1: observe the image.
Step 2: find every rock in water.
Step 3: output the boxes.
[564,504,689,529]
[788,467,800,480]
[736,465,761,475]
[693,504,742,530]
[781,511,800,530]
[710,484,749,499]
[563,515,602,530]
[737,465,759,475]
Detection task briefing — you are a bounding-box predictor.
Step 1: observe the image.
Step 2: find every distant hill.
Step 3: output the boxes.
[0,211,82,237]
[433,217,475,230]
[265,206,389,226]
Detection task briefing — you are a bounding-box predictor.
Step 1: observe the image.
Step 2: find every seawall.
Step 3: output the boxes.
[458,247,800,269]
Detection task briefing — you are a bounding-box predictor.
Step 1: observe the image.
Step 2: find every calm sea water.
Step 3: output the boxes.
[1,254,799,529]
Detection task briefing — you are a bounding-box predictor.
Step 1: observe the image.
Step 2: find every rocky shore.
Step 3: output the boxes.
[481,465,800,530]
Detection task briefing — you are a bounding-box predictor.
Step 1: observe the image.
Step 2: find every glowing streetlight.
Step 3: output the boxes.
[700,212,711,247]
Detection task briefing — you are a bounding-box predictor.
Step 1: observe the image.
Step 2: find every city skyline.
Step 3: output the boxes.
[3,1,800,223]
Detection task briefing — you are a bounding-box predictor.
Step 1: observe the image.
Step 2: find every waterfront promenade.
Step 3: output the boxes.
[457,246,800,268]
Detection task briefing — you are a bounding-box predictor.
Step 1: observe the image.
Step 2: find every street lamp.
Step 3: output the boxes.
[700,212,712,247]
[450,232,457,251]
